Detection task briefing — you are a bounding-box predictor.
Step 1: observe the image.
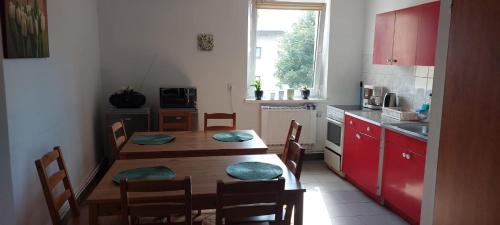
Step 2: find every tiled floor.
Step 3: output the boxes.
[301,160,409,225]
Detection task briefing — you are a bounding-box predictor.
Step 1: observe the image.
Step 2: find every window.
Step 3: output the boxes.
[256,47,262,59]
[248,1,326,99]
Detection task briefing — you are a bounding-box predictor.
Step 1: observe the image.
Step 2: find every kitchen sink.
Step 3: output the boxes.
[390,123,429,138]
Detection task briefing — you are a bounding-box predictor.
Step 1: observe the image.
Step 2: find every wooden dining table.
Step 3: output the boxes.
[119,130,268,159]
[87,154,306,225]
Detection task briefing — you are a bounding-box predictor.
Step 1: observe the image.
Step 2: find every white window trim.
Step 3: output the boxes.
[247,0,327,99]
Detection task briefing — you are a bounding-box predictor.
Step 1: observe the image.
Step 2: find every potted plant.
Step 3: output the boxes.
[251,80,264,100]
[301,86,311,99]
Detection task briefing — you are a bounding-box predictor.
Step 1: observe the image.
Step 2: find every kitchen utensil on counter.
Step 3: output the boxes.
[383,93,399,107]
[363,85,385,109]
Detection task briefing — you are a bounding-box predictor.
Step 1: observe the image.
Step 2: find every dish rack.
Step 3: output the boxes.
[382,107,418,121]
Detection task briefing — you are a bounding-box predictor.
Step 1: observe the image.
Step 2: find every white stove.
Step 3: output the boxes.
[324,105,361,175]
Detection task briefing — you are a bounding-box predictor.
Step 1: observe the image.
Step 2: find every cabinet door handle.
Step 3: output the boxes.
[175,117,182,120]
[349,120,353,125]
[355,134,361,140]
[124,117,132,121]
[402,153,407,158]
[405,153,411,160]
[366,126,371,132]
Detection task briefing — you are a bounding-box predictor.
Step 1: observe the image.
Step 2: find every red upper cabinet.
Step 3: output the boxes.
[373,1,440,66]
[392,6,420,66]
[373,12,396,65]
[416,2,441,66]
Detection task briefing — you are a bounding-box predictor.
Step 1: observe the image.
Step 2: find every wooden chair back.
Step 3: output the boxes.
[215,177,285,225]
[282,120,302,161]
[111,120,127,156]
[35,147,80,225]
[204,113,237,131]
[285,140,306,180]
[120,177,193,225]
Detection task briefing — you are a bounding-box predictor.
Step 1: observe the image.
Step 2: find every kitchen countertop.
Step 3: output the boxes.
[345,109,428,141]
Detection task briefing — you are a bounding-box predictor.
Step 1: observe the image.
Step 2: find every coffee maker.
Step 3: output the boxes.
[363,85,385,110]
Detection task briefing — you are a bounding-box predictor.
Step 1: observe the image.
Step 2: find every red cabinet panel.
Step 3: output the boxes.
[393,6,420,66]
[416,1,440,66]
[373,2,440,66]
[343,121,380,198]
[373,12,395,65]
[382,131,426,225]
[345,115,381,138]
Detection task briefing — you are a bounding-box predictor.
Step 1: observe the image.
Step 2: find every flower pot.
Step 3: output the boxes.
[109,91,146,108]
[301,89,310,99]
[254,90,264,100]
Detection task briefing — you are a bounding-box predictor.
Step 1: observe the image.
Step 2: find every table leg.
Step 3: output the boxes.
[89,203,99,225]
[294,192,304,225]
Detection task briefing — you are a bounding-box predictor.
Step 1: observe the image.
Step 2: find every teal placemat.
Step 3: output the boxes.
[132,134,175,145]
[226,162,283,180]
[112,166,176,184]
[213,132,253,142]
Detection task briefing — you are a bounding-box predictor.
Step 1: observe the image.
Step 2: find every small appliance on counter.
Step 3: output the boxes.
[159,87,197,108]
[362,85,385,110]
[324,105,361,176]
[383,92,399,108]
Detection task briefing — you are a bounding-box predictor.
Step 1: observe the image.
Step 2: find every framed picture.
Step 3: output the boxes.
[1,0,49,58]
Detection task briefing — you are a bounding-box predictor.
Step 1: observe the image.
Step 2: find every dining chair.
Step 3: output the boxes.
[284,140,306,180]
[204,113,236,131]
[215,177,286,225]
[111,120,128,158]
[120,177,193,225]
[35,147,80,225]
[282,140,306,225]
[281,120,302,162]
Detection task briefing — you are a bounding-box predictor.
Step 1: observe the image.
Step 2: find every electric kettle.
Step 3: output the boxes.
[383,93,399,107]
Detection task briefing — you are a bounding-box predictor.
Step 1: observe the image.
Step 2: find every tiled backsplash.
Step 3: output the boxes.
[361,53,434,111]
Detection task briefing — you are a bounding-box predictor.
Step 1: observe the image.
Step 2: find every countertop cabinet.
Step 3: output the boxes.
[343,115,381,198]
[373,1,440,66]
[159,109,197,131]
[382,130,426,225]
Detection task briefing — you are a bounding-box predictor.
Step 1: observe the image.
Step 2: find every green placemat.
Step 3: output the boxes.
[213,132,253,142]
[132,134,175,145]
[226,162,283,180]
[112,166,176,184]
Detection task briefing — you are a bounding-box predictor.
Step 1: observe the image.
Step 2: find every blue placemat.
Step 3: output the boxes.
[213,132,254,142]
[112,166,176,184]
[132,134,175,145]
[226,162,283,180]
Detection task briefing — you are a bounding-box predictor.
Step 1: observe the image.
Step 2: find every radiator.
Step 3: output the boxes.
[260,105,317,146]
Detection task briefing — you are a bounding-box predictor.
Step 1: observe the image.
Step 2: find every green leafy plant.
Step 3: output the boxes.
[275,12,317,89]
[251,80,262,92]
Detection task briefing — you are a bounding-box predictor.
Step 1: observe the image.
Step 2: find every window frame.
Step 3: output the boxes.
[247,0,327,99]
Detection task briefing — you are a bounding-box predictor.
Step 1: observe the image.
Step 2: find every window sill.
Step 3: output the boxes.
[244,98,328,104]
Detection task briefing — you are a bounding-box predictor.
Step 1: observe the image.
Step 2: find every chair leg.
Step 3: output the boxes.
[285,204,294,225]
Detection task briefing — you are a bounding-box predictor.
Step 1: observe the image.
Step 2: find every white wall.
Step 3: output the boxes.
[98,0,260,132]
[1,0,103,224]
[327,0,366,105]
[0,38,15,225]
[98,0,367,151]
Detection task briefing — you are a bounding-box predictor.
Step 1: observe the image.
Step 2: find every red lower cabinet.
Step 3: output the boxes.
[343,125,380,198]
[382,130,426,225]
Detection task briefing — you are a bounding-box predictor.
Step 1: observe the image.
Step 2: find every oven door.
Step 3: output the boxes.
[326,117,343,155]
